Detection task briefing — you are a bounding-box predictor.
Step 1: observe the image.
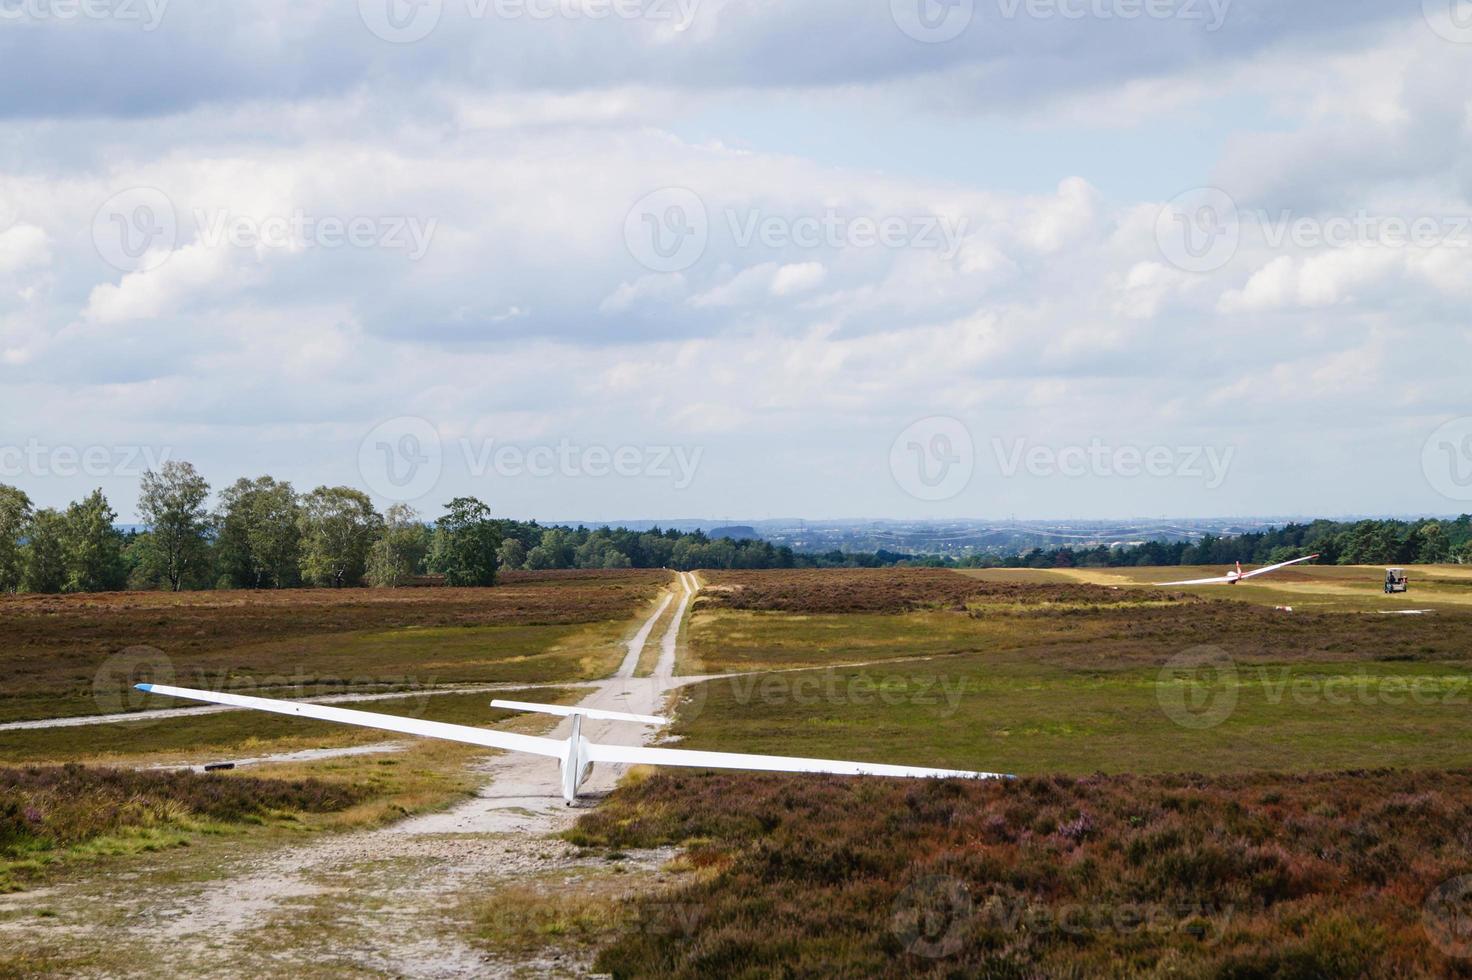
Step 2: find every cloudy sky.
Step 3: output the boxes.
[1,0,1469,523]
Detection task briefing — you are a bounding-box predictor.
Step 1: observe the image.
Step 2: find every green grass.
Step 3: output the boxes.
[684,608,1029,674]
[672,655,1472,774]
[676,570,1472,775]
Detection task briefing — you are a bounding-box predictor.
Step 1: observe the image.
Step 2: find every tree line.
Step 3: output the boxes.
[3,466,1467,595]
[0,463,813,594]
[0,464,510,593]
[958,517,1472,570]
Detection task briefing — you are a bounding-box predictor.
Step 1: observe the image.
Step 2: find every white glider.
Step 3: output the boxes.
[1162,553,1320,587]
[135,684,1009,804]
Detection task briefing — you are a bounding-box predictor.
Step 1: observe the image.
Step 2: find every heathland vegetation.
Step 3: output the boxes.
[572,769,1472,977]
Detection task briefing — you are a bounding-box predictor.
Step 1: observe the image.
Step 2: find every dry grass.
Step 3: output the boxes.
[0,570,668,723]
[698,568,1178,615]
[0,763,365,890]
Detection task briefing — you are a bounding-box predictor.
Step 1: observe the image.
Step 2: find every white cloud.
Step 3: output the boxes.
[0,6,1467,520]
[0,224,50,274]
[769,262,826,296]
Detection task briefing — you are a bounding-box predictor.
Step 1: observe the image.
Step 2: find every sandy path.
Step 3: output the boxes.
[27,572,701,978]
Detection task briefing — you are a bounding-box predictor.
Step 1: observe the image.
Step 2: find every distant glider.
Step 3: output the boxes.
[1162,554,1320,587]
[135,684,1009,804]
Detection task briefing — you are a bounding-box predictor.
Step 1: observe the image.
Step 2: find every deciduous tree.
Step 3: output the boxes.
[367,503,429,588]
[22,508,67,594]
[430,497,500,586]
[0,484,32,593]
[298,487,381,587]
[63,489,126,593]
[217,476,302,589]
[137,461,212,591]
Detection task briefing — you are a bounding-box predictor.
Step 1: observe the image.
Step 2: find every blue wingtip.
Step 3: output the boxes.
[135,683,154,693]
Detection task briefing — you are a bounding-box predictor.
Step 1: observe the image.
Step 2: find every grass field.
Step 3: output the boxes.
[679,567,1472,773]
[9,564,1472,976]
[965,563,1472,612]
[0,570,667,920]
[0,569,666,724]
